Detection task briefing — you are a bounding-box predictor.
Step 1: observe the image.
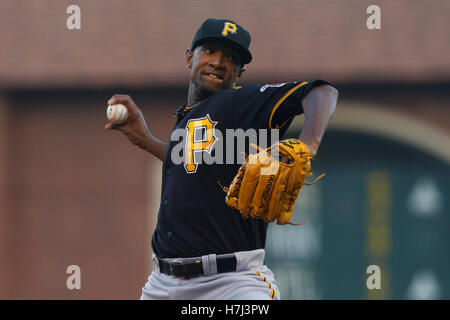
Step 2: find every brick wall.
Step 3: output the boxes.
[0,0,449,88]
[0,90,178,299]
[0,95,10,297]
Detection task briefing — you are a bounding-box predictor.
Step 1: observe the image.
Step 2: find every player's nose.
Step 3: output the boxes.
[208,51,226,69]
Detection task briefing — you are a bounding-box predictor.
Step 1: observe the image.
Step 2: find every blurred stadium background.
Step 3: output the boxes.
[0,0,448,299]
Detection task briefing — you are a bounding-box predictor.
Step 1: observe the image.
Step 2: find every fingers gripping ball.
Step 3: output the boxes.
[107,104,128,125]
[223,139,325,225]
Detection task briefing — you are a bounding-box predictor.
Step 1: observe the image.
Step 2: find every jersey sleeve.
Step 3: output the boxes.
[232,80,330,131]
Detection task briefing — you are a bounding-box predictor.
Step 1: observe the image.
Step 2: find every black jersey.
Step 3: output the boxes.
[151,80,328,258]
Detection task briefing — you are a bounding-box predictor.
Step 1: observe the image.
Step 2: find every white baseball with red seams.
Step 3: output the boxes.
[107,104,128,124]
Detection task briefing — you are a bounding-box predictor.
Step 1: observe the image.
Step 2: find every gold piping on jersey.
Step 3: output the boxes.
[255,271,276,300]
[268,81,308,129]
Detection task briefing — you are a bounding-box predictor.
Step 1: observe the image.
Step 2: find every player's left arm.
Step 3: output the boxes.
[298,84,338,157]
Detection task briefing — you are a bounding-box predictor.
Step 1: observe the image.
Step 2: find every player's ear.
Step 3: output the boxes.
[237,66,246,79]
[186,49,194,69]
[232,67,246,87]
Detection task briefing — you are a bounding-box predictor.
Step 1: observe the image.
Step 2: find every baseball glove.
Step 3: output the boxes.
[221,138,324,225]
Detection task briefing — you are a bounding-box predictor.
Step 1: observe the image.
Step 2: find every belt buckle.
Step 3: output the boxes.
[168,259,202,279]
[168,261,186,279]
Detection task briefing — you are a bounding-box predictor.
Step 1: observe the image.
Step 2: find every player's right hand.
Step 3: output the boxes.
[105,94,152,150]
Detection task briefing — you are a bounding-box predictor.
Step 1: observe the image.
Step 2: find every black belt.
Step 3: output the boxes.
[157,255,237,279]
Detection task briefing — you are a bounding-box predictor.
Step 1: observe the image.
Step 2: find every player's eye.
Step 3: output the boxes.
[228,55,238,63]
[228,55,242,67]
[202,46,214,54]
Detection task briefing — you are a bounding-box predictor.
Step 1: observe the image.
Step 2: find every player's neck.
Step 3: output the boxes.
[187,84,203,106]
[187,83,215,106]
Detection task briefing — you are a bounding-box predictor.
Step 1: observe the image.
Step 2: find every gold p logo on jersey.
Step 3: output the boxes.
[222,22,237,36]
[185,114,218,173]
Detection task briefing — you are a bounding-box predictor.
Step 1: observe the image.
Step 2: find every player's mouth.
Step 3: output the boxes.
[202,72,224,81]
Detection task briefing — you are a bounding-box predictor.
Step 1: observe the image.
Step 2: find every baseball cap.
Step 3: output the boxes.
[191,18,252,64]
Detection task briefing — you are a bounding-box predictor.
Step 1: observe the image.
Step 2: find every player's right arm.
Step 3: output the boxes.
[105,94,166,161]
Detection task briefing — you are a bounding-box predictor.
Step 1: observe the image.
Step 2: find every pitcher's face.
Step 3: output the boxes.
[187,41,245,97]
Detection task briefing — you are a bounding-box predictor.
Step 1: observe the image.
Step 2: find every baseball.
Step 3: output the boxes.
[107,104,128,125]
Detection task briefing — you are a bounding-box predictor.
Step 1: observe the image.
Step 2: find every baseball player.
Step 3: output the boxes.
[105,18,338,300]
